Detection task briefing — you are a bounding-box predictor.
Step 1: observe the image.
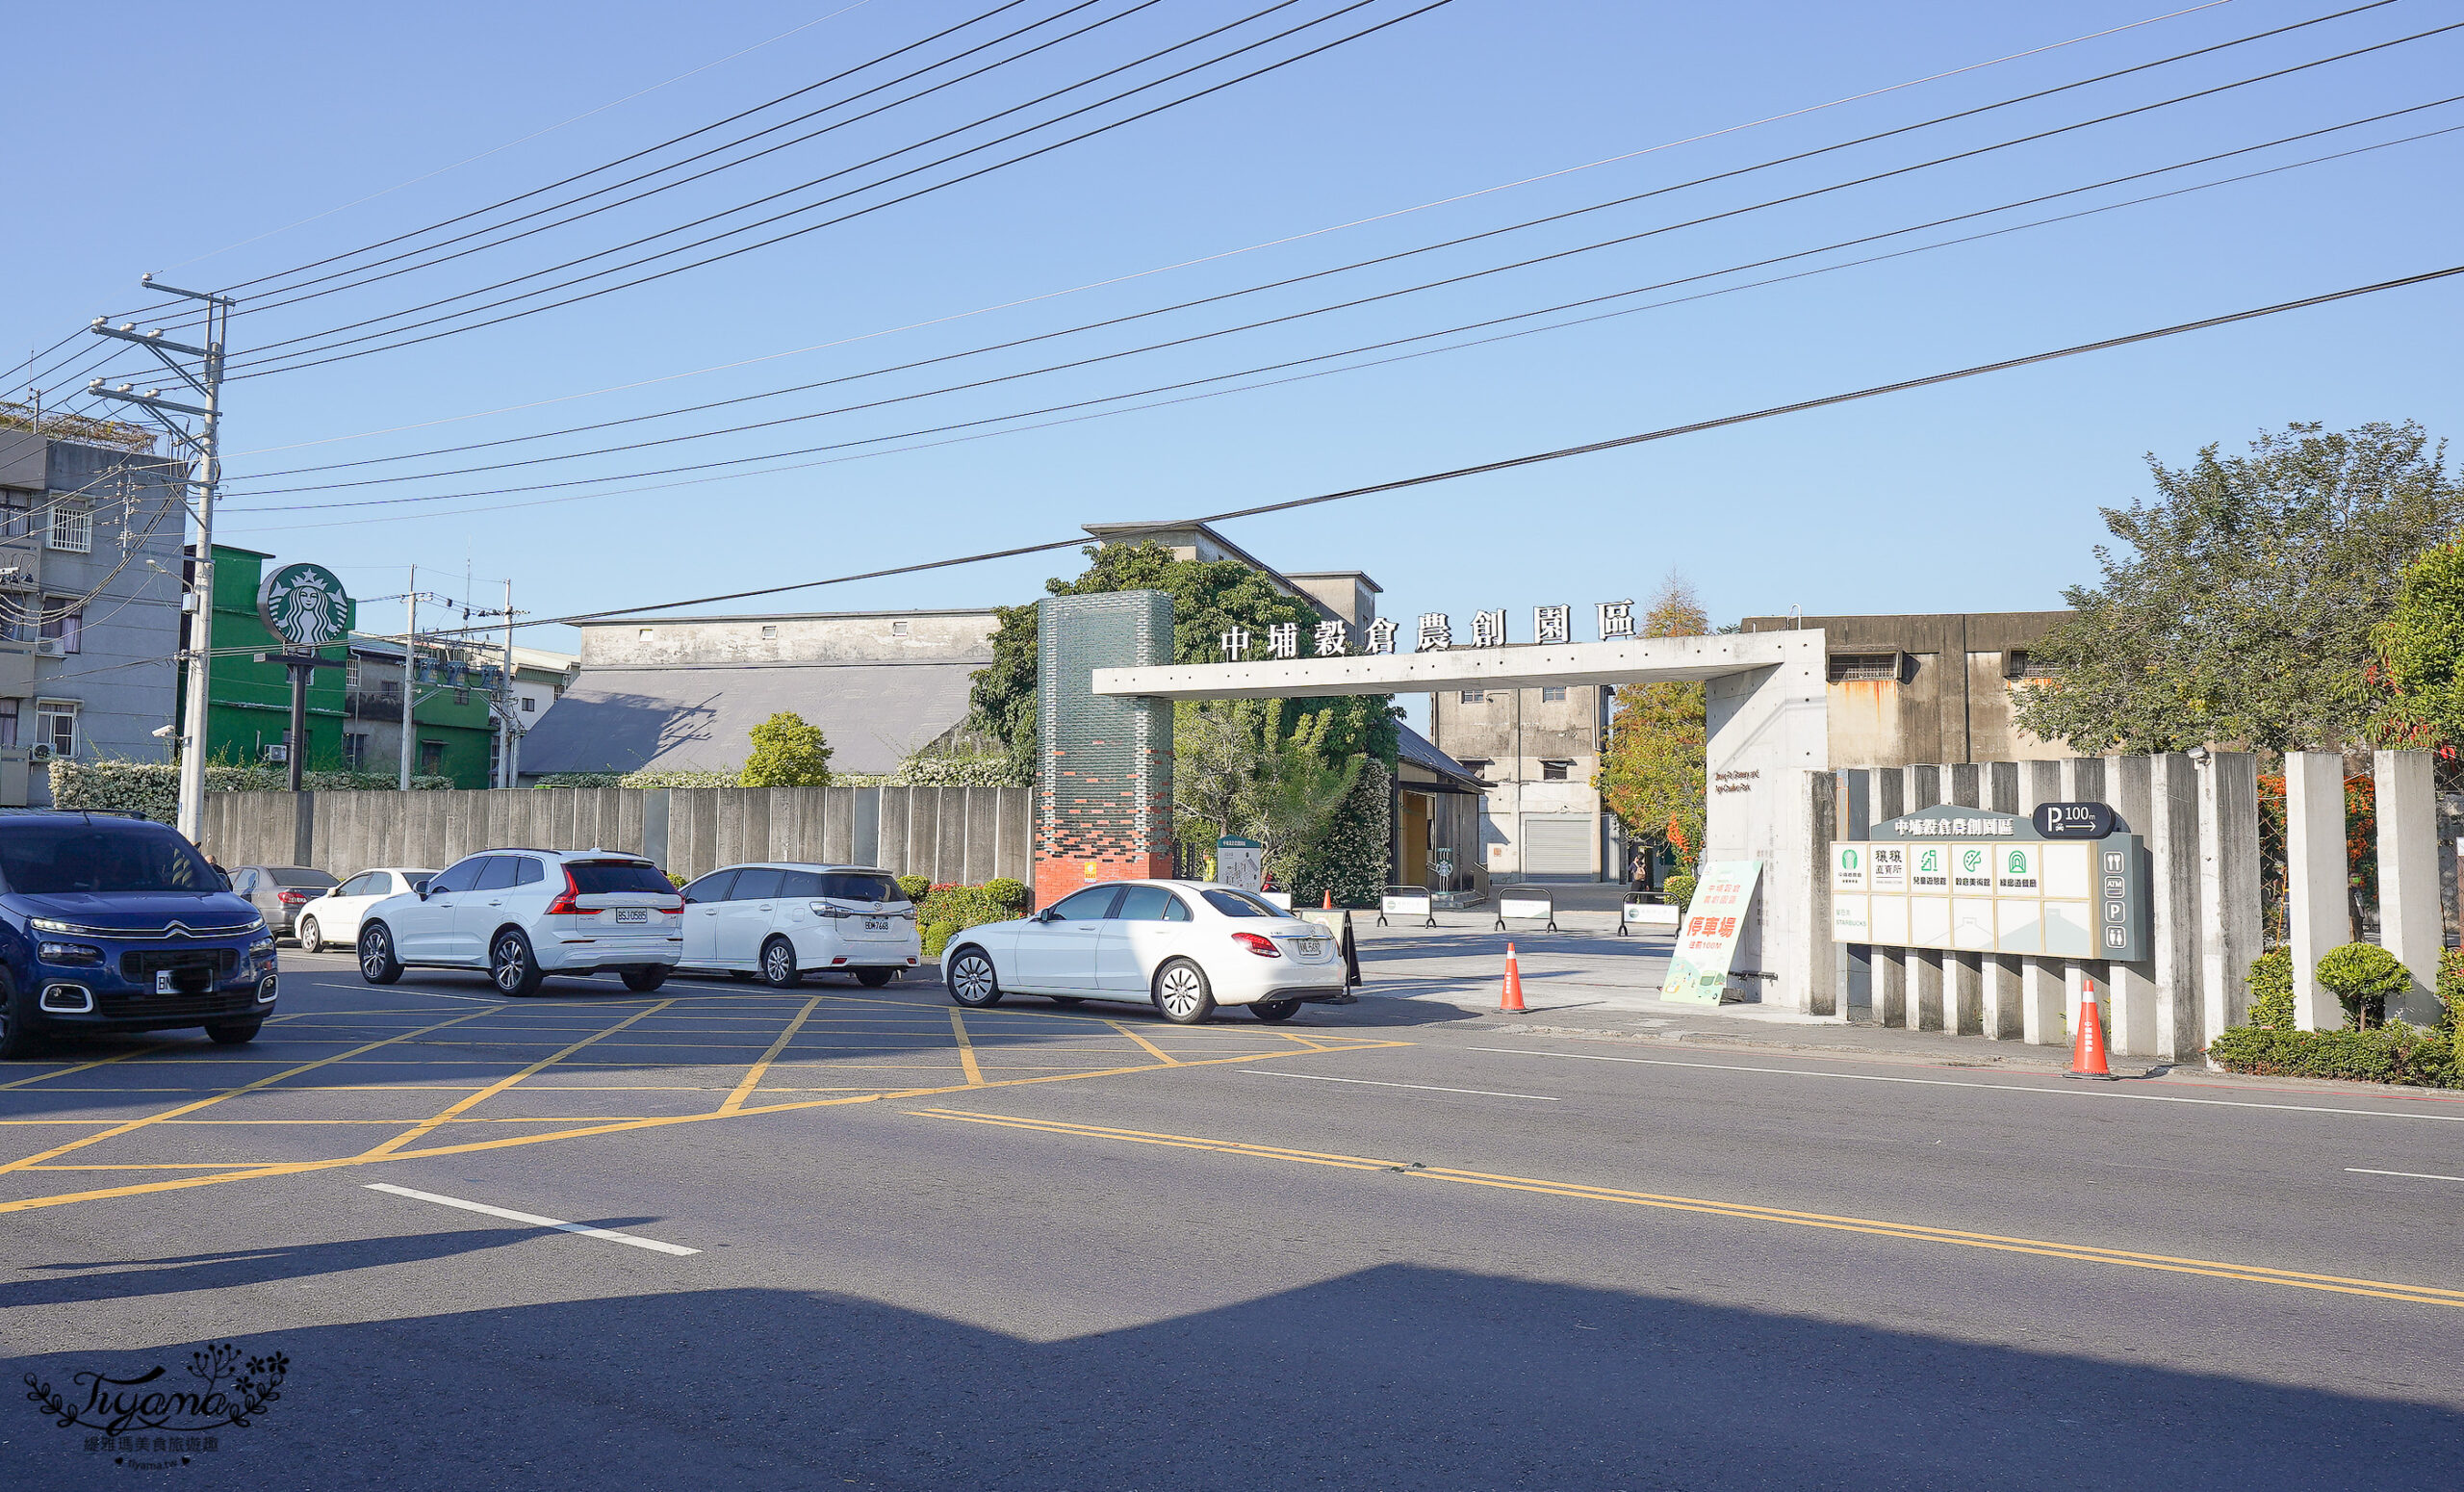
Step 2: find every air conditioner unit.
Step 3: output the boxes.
[32,638,64,657]
[29,743,53,762]
[263,743,288,764]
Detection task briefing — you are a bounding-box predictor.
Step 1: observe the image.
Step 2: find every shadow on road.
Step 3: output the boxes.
[8,1263,2457,1489]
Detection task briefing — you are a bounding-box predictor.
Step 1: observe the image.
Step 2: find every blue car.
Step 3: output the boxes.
[0,812,278,1059]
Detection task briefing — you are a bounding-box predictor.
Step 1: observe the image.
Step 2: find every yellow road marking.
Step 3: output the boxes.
[0,1040,1408,1215]
[355,1001,674,1159]
[720,995,821,1114]
[909,1110,2464,1312]
[949,1010,984,1087]
[20,1163,289,1170]
[0,1008,500,1176]
[1106,1020,1179,1066]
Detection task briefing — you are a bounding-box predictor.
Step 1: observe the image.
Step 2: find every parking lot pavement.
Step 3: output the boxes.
[0,953,1405,1219]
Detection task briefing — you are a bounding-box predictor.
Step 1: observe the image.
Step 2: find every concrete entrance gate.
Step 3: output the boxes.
[1036,590,1837,1013]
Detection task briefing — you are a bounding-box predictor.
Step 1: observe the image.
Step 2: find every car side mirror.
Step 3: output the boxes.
[416,886,431,900]
[1035,908,1058,923]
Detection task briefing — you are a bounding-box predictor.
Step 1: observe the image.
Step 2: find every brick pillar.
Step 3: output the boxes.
[1035,591,1176,909]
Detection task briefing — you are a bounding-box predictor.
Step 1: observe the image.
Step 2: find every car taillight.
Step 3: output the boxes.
[544,868,582,916]
[659,896,685,913]
[1231,932,1281,958]
[278,889,310,905]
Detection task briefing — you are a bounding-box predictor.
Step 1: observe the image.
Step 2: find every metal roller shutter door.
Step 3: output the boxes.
[1520,815,1593,875]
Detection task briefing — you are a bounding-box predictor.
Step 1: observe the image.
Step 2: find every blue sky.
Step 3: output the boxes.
[8,0,2460,738]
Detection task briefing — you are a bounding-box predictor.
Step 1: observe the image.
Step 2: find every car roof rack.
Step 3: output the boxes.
[0,807,156,820]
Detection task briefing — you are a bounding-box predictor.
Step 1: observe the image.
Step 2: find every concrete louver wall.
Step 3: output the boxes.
[1831,754,2264,1059]
[197,785,1034,887]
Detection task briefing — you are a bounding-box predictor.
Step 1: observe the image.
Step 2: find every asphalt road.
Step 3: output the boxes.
[4,951,2461,1489]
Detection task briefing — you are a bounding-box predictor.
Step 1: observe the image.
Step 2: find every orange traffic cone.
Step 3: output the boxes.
[2067,978,2117,1081]
[1323,888,1334,910]
[1499,942,1527,1013]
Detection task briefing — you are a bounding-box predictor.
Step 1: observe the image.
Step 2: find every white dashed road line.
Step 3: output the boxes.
[2348,1167,2464,1183]
[1241,1069,1559,1101]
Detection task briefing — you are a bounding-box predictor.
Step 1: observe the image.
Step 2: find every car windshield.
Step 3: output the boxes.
[566,862,674,894]
[1201,888,1284,918]
[0,823,223,895]
[269,867,338,887]
[815,872,905,903]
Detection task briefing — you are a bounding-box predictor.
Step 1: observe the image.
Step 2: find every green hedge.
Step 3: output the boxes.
[51,759,454,823]
[2246,949,2295,1029]
[913,880,1031,960]
[2207,1024,2462,1089]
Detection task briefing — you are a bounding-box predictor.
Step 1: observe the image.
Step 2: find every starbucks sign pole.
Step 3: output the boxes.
[254,563,354,792]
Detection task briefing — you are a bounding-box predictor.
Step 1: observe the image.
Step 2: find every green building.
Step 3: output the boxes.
[184,545,500,785]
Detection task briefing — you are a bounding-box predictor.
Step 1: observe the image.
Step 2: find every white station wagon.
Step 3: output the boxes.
[677,862,921,988]
[941,880,1348,1024]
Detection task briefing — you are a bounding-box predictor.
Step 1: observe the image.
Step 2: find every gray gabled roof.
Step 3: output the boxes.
[519,661,979,777]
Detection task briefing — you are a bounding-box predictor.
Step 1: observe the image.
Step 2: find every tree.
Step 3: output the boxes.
[967,541,1398,772]
[2012,422,2464,754]
[738,711,834,786]
[1172,699,1362,883]
[1594,576,1710,876]
[2371,539,2464,747]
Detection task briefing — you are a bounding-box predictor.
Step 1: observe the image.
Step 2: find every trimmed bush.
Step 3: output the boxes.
[619,768,738,788]
[2246,949,2295,1030]
[2439,947,2464,1037]
[2316,941,2412,1029]
[1661,872,1699,910]
[50,759,454,823]
[894,753,1029,787]
[921,921,962,960]
[894,875,932,903]
[981,878,1029,913]
[2208,1023,2462,1089]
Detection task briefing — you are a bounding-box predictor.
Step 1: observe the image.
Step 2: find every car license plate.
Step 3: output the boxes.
[156,970,176,994]
[863,916,888,931]
[613,909,648,924]
[1300,938,1326,956]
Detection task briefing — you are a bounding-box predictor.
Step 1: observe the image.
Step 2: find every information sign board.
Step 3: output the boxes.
[1662,860,1761,1004]
[1832,804,2145,960]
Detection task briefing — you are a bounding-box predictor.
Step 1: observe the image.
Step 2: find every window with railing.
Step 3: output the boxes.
[1827,652,1909,683]
[45,498,90,553]
[35,699,77,756]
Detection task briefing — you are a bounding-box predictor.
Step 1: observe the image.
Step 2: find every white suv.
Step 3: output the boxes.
[678,862,921,988]
[355,848,683,996]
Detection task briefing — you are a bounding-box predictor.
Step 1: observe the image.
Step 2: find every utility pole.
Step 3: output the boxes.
[500,579,517,788]
[400,570,416,790]
[84,277,231,843]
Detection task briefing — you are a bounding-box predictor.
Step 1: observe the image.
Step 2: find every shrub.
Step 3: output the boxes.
[982,878,1029,912]
[50,759,453,821]
[2316,942,2412,1029]
[2208,1023,2462,1089]
[2439,947,2464,1038]
[894,753,1029,787]
[922,921,962,960]
[1662,872,1699,909]
[533,773,625,788]
[1284,758,1392,910]
[2246,949,2295,1030]
[740,711,833,787]
[894,875,932,903]
[618,768,739,789]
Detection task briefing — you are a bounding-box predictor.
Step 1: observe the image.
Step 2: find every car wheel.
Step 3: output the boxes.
[0,975,41,1060]
[490,929,546,997]
[856,968,895,989]
[760,938,802,989]
[1249,998,1301,1023]
[295,917,323,955]
[945,947,1002,1009]
[1047,995,1085,1008]
[205,1019,263,1044]
[1153,960,1216,1025]
[358,924,403,985]
[621,965,669,992]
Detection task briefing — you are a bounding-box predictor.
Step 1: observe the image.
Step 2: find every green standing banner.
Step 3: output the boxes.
[1659,860,1763,1004]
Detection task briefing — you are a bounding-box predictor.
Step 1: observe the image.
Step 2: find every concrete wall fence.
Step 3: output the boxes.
[1827,748,2451,1056]
[198,785,1035,888]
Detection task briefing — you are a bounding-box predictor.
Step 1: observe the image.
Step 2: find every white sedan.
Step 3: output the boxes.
[941,880,1348,1024]
[295,867,438,954]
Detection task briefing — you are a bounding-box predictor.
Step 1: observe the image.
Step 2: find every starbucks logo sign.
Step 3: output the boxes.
[255,563,352,650]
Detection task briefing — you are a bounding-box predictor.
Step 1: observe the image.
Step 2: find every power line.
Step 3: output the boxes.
[216,2,2434,483]
[218,64,2464,508]
[212,0,2248,463]
[224,0,1458,379]
[400,260,2464,635]
[218,0,1162,320]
